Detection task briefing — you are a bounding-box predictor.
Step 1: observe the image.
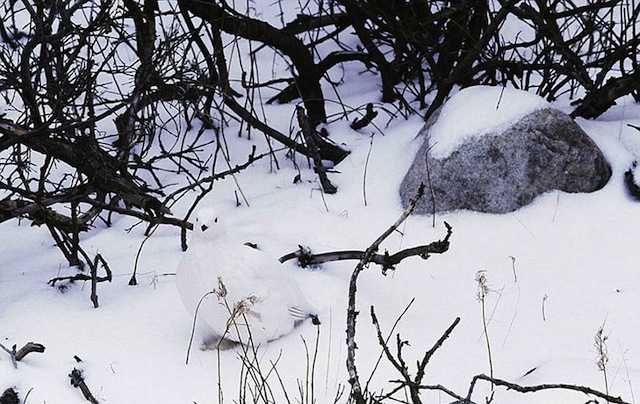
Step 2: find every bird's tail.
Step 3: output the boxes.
[289,306,321,326]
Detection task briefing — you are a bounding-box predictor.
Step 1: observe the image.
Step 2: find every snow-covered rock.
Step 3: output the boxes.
[400,87,611,214]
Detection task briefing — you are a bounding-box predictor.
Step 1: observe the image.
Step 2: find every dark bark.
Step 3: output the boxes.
[179,0,327,125]
[0,341,45,369]
[267,51,370,105]
[282,12,350,35]
[350,103,378,130]
[372,311,461,404]
[0,388,19,404]
[571,70,640,119]
[0,126,166,217]
[69,368,99,404]
[14,342,46,361]
[116,0,159,159]
[335,0,398,102]
[461,374,630,404]
[279,222,452,273]
[221,93,349,164]
[426,0,519,119]
[296,106,337,194]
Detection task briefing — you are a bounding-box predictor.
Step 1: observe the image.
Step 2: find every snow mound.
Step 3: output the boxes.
[428,86,550,159]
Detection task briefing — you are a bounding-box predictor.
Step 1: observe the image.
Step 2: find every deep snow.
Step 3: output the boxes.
[2,86,640,404]
[1,5,640,400]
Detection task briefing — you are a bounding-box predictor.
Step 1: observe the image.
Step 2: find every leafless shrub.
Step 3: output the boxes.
[1,0,638,288]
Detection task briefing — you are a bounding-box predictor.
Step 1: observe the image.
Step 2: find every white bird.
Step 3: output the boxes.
[176,207,319,348]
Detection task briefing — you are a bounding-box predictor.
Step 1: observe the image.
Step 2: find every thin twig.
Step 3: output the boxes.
[130,223,160,285]
[346,184,427,404]
[462,374,630,404]
[186,290,217,365]
[0,343,17,369]
[362,134,374,206]
[415,317,461,383]
[365,299,416,392]
[424,146,437,227]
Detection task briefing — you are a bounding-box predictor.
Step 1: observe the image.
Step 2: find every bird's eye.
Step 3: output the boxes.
[214,217,218,223]
[201,224,209,232]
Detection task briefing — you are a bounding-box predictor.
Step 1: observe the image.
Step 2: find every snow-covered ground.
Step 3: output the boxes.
[2,85,640,403]
[2,6,640,403]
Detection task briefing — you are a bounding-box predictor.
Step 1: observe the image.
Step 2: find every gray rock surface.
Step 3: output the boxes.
[399,108,611,214]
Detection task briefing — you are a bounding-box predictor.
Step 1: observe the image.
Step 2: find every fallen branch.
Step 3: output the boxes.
[69,357,99,404]
[48,259,112,286]
[351,103,378,130]
[0,388,19,404]
[279,223,452,273]
[15,342,45,362]
[48,253,112,308]
[69,369,99,404]
[0,342,46,368]
[460,374,630,404]
[571,70,640,119]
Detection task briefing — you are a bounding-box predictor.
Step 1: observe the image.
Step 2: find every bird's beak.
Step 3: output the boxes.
[201,224,209,232]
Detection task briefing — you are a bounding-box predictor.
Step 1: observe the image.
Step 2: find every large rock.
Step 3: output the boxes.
[399,108,612,214]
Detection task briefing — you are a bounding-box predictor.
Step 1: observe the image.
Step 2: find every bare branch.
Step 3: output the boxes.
[179,0,327,125]
[415,317,460,384]
[296,106,337,194]
[69,367,99,404]
[0,341,45,369]
[346,183,427,403]
[279,223,452,273]
[460,374,631,404]
[15,342,46,362]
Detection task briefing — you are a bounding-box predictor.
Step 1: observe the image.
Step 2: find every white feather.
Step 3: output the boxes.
[176,208,318,346]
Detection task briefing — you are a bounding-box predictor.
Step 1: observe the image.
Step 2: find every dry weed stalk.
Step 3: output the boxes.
[186,277,324,404]
[595,323,611,401]
[476,270,495,396]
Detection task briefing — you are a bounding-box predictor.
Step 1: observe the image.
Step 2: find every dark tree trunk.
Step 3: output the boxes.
[179,0,327,125]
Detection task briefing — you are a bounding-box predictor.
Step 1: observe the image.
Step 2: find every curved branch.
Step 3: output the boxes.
[279,221,452,274]
[334,0,398,102]
[0,124,167,217]
[268,51,370,105]
[346,184,431,404]
[179,0,326,124]
[571,70,640,119]
[464,374,630,404]
[221,92,348,164]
